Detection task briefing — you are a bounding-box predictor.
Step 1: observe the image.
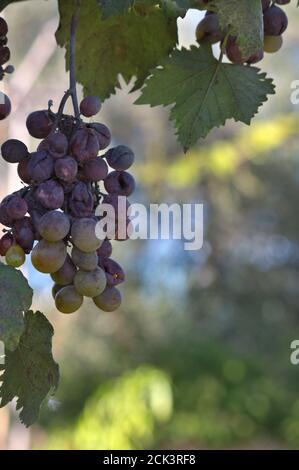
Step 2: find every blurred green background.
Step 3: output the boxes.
[1,0,299,450]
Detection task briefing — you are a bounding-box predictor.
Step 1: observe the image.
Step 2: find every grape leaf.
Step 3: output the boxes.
[97,0,134,18]
[0,311,59,427]
[56,0,178,100]
[136,45,275,150]
[202,0,263,57]
[0,263,33,351]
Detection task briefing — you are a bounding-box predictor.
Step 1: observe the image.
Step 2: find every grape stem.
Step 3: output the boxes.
[51,2,81,132]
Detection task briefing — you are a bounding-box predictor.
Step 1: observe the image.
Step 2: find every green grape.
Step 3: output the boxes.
[71,218,103,253]
[5,244,25,268]
[264,35,283,53]
[74,267,106,298]
[51,255,77,286]
[38,210,70,242]
[55,285,83,314]
[93,287,121,312]
[31,239,67,273]
[52,283,64,300]
[71,247,98,271]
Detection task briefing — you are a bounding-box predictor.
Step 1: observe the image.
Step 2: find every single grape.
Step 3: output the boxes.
[55,285,83,314]
[38,132,68,159]
[35,180,64,210]
[31,239,67,273]
[17,158,31,184]
[27,150,54,182]
[196,13,222,44]
[0,17,8,37]
[264,35,283,53]
[97,239,112,258]
[5,244,25,268]
[88,123,111,150]
[70,127,100,163]
[69,182,94,218]
[105,145,135,171]
[104,171,135,197]
[4,65,14,74]
[13,217,35,254]
[51,255,77,286]
[1,139,28,164]
[54,156,78,182]
[0,92,11,120]
[0,232,13,256]
[37,210,70,242]
[71,247,98,271]
[6,195,28,220]
[98,257,125,287]
[263,5,288,36]
[71,217,102,253]
[26,110,53,139]
[80,96,102,117]
[74,267,106,297]
[82,158,108,182]
[0,46,10,66]
[93,286,121,312]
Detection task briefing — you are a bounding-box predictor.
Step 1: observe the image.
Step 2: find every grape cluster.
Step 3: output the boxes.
[196,0,290,64]
[0,95,136,314]
[0,16,14,121]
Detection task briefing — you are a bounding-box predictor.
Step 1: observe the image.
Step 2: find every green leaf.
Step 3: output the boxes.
[0,311,59,427]
[204,0,263,57]
[97,0,134,18]
[56,0,178,100]
[0,263,32,351]
[136,45,275,150]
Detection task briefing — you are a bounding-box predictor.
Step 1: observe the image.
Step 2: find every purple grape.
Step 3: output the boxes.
[38,132,68,159]
[93,286,121,312]
[69,182,94,218]
[105,145,135,171]
[1,139,28,164]
[27,150,54,182]
[13,217,34,254]
[35,180,64,210]
[97,239,112,258]
[70,127,100,163]
[88,123,111,150]
[98,257,125,287]
[51,255,77,286]
[102,193,130,220]
[262,0,271,11]
[263,5,288,36]
[104,171,135,197]
[0,92,11,120]
[0,17,8,37]
[17,158,31,184]
[0,198,13,227]
[0,46,10,66]
[55,156,78,183]
[0,232,13,256]
[80,96,102,117]
[26,110,53,139]
[6,195,28,220]
[82,158,108,182]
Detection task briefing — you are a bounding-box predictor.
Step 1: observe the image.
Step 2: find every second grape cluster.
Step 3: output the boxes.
[197,0,290,63]
[0,95,135,314]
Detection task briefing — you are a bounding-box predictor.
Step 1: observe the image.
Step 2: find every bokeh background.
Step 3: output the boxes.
[1,0,299,450]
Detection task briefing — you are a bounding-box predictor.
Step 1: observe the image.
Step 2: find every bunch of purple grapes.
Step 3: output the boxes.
[196,0,290,64]
[0,95,135,314]
[0,16,14,121]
